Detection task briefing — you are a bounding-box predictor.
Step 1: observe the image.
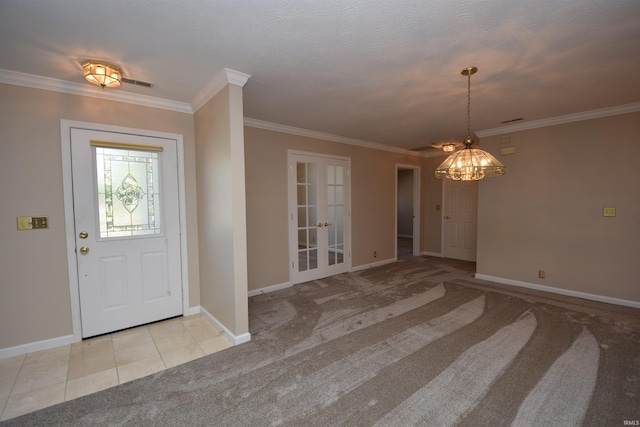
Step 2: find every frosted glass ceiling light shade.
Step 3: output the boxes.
[442,143,456,152]
[435,67,505,181]
[81,60,122,88]
[435,141,506,180]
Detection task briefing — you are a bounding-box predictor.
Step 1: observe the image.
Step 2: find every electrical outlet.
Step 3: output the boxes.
[538,270,545,279]
[373,251,377,258]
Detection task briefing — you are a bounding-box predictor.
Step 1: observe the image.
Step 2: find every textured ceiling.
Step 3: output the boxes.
[1,0,639,151]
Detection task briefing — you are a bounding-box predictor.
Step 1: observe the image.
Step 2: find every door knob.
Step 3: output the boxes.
[316,223,324,227]
[79,231,88,239]
[79,246,90,255]
[324,222,332,227]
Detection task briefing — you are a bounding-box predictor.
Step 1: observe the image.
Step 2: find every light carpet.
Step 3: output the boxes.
[2,256,639,426]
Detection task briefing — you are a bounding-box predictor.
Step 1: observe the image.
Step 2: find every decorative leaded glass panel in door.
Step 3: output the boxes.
[95,146,162,238]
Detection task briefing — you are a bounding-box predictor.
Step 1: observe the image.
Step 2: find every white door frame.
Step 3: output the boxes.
[60,120,191,342]
[395,164,421,257]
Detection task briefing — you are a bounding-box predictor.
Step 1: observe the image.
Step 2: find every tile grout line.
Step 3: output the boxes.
[148,326,168,379]
[1,353,27,420]
[62,345,71,403]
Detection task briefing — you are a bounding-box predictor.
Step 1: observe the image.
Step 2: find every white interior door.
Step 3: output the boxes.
[442,179,478,261]
[289,153,350,284]
[71,128,183,338]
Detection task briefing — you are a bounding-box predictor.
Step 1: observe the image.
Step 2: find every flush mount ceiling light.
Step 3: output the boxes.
[81,60,122,88]
[435,67,506,181]
[431,142,460,152]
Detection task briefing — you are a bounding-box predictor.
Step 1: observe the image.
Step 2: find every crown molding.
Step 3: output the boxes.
[0,69,193,114]
[477,102,640,137]
[191,68,251,113]
[244,118,441,157]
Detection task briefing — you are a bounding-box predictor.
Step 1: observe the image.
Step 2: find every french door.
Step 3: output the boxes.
[71,128,183,338]
[289,152,350,284]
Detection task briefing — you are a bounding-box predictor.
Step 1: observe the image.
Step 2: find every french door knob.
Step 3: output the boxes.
[316,223,324,227]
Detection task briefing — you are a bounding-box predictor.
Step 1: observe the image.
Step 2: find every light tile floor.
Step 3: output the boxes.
[0,314,232,421]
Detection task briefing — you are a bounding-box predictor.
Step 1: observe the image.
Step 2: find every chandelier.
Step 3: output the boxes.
[435,67,505,181]
[81,60,122,88]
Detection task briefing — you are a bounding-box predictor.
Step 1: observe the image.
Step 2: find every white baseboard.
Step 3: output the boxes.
[351,257,397,272]
[0,334,74,360]
[421,251,442,257]
[475,274,640,309]
[248,281,292,297]
[199,307,252,345]
[184,305,201,316]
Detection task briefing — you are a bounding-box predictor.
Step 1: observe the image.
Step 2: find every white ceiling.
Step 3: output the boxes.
[1,0,639,152]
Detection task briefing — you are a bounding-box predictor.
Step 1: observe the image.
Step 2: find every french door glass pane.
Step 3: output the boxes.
[327,164,345,267]
[96,147,161,239]
[297,161,318,272]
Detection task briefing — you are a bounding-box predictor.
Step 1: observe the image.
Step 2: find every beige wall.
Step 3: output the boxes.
[477,112,640,303]
[10,78,633,351]
[0,84,199,349]
[244,126,445,292]
[194,84,249,336]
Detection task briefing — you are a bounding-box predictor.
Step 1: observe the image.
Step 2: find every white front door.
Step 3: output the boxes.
[71,128,183,338]
[289,153,350,284]
[442,179,478,262]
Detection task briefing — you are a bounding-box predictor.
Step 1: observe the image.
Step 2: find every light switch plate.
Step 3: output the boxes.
[16,216,49,230]
[603,207,616,217]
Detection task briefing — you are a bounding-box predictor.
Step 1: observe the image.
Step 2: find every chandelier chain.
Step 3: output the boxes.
[466,71,472,139]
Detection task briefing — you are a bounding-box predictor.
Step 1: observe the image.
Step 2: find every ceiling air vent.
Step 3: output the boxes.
[122,77,153,88]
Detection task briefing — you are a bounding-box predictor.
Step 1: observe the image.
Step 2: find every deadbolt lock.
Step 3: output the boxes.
[79,231,88,239]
